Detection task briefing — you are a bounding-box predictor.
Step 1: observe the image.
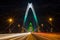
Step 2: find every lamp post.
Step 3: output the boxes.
[17,24,21,32]
[49,18,53,26]
[8,18,14,33]
[49,17,53,32]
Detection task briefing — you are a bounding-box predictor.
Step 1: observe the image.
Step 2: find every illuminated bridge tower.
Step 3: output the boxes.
[23,3,39,32]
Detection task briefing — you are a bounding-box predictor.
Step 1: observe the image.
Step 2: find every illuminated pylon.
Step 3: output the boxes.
[23,3,38,26]
[28,22,34,32]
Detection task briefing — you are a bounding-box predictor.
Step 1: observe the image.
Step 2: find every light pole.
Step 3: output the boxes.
[49,17,53,32]
[17,24,21,32]
[8,18,14,33]
[49,17,53,26]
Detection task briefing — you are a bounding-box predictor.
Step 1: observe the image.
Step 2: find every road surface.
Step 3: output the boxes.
[0,32,60,40]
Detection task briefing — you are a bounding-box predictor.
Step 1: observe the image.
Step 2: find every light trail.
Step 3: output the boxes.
[0,32,60,40]
[33,32,60,40]
[0,32,31,40]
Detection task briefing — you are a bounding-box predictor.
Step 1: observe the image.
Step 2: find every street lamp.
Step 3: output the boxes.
[48,17,53,32]
[7,18,14,33]
[48,17,53,25]
[17,24,21,32]
[8,18,13,24]
[49,18,53,22]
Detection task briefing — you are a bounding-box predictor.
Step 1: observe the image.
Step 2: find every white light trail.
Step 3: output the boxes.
[0,32,31,39]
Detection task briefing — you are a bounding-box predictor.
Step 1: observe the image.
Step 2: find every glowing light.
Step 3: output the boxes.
[49,18,53,21]
[0,32,31,39]
[28,22,34,32]
[28,3,32,8]
[24,3,38,25]
[18,24,20,27]
[8,18,13,23]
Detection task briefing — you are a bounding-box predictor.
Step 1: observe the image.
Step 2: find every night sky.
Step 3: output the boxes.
[0,0,60,33]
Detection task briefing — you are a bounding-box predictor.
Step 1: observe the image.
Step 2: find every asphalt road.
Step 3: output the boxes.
[0,32,60,40]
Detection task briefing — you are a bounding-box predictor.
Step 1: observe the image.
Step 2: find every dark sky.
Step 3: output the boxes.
[0,0,60,32]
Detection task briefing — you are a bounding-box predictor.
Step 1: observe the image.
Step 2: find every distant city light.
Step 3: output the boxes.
[18,24,20,27]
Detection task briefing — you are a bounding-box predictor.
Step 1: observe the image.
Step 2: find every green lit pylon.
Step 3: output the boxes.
[28,22,34,32]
